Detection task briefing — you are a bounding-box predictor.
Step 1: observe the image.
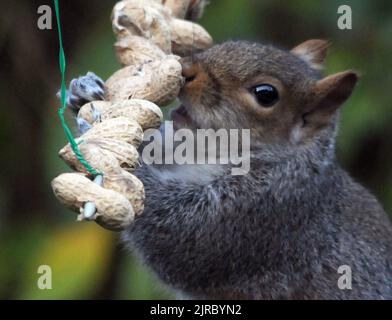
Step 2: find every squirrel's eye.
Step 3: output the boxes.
[252,84,279,107]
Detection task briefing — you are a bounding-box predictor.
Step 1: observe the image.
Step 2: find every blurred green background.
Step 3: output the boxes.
[0,0,391,299]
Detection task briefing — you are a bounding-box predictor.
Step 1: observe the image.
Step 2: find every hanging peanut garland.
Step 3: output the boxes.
[51,0,213,231]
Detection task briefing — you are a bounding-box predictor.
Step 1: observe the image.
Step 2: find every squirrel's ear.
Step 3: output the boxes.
[291,39,330,70]
[303,71,358,130]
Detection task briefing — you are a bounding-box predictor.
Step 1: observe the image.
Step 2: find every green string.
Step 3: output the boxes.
[53,0,101,176]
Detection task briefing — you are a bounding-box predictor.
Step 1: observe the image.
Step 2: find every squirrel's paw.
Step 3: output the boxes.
[76,103,102,134]
[58,72,106,112]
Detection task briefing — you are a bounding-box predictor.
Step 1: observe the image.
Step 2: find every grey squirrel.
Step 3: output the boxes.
[65,39,392,299]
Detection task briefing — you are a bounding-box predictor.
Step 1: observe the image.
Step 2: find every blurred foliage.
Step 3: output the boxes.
[0,0,391,299]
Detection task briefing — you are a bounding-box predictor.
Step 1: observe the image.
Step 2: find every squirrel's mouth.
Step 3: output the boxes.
[170,105,194,129]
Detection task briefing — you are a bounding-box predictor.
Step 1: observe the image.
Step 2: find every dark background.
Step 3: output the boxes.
[0,0,391,299]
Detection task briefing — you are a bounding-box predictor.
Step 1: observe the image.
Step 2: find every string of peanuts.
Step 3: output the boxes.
[51,0,213,231]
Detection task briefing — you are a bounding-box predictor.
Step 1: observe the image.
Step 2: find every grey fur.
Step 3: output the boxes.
[64,71,105,112]
[124,139,392,299]
[65,41,392,299]
[76,117,93,134]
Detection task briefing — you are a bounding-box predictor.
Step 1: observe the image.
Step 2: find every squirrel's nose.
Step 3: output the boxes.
[180,57,198,84]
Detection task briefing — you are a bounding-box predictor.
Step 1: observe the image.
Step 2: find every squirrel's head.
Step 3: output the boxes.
[173,40,358,146]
